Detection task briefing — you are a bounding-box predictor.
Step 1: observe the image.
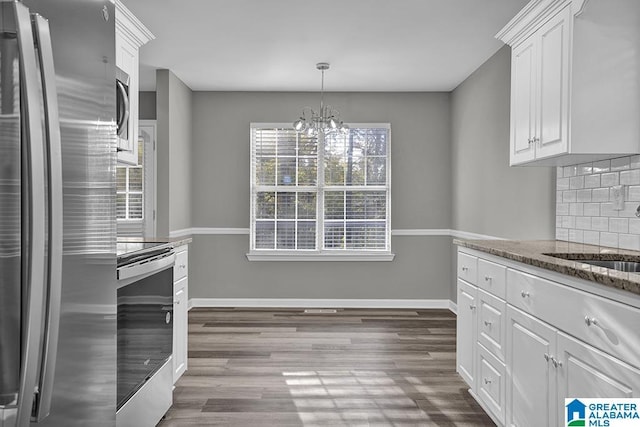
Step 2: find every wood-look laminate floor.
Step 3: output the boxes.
[158,308,495,426]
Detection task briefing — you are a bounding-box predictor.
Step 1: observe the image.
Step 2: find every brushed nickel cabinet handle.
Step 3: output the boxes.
[584,316,598,327]
[521,291,530,298]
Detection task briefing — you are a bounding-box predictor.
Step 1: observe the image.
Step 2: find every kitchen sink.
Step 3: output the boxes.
[544,253,640,272]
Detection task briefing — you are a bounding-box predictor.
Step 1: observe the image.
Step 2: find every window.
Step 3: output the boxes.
[249,123,392,260]
[117,120,156,237]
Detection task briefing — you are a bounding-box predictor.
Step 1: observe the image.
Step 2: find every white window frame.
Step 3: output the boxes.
[117,119,157,237]
[248,123,394,261]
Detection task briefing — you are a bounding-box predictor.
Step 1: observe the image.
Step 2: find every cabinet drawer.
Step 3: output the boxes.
[477,343,506,425]
[174,249,188,281]
[458,251,477,284]
[478,258,506,299]
[507,268,640,368]
[478,289,506,363]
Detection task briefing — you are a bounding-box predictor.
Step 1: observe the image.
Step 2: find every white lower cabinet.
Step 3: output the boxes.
[477,343,506,423]
[456,247,640,427]
[506,306,556,427]
[457,279,478,389]
[173,245,189,383]
[557,332,640,425]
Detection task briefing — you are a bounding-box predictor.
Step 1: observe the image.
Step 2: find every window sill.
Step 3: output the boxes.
[246,252,395,262]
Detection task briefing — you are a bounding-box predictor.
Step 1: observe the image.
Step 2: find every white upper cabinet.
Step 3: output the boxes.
[115,1,154,165]
[497,0,640,166]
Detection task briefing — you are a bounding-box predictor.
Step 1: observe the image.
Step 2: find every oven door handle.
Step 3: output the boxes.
[117,252,175,281]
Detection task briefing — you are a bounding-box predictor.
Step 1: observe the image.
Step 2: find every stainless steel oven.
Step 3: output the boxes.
[116,244,175,427]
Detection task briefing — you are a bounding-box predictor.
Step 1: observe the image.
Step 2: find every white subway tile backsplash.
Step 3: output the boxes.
[609,218,629,233]
[557,177,570,190]
[591,217,609,231]
[592,188,610,202]
[584,230,600,245]
[569,203,584,216]
[593,160,611,173]
[557,155,640,251]
[557,203,570,215]
[620,169,640,185]
[576,189,591,202]
[562,216,576,229]
[576,216,591,230]
[569,229,584,243]
[584,174,601,188]
[630,218,640,234]
[619,234,640,251]
[584,203,600,216]
[611,157,630,171]
[556,228,569,241]
[628,186,640,201]
[618,202,638,218]
[577,163,593,176]
[601,172,620,187]
[562,190,577,203]
[600,203,619,218]
[600,232,619,248]
[569,176,584,189]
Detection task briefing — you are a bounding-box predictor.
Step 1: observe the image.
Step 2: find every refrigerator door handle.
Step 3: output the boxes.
[12,2,48,427]
[31,13,63,423]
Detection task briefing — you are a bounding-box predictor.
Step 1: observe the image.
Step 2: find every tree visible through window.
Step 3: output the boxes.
[250,124,391,253]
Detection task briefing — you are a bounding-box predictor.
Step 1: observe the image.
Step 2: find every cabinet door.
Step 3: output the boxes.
[510,36,537,165]
[557,332,640,424]
[506,306,557,427]
[535,6,570,160]
[457,279,478,389]
[173,276,188,383]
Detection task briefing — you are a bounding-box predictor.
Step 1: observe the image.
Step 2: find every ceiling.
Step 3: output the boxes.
[122,0,528,92]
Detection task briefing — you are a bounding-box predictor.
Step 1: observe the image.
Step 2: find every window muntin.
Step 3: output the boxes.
[250,124,390,253]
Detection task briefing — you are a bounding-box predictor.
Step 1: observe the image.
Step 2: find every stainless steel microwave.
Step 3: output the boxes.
[116,67,130,149]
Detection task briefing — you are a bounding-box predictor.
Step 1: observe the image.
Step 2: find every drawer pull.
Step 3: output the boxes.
[469,304,477,310]
[484,276,492,282]
[544,353,550,362]
[483,320,492,327]
[461,266,469,272]
[551,357,563,368]
[521,291,530,298]
[584,316,598,327]
[484,378,492,385]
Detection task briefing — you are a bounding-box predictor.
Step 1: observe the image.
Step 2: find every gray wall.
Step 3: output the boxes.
[451,46,555,240]
[190,92,454,300]
[156,70,193,236]
[139,91,156,120]
[450,46,556,302]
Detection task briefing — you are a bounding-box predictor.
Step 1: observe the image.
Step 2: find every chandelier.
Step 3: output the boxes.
[293,62,349,137]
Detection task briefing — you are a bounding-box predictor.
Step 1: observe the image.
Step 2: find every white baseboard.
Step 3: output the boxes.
[448,300,458,315]
[189,298,453,310]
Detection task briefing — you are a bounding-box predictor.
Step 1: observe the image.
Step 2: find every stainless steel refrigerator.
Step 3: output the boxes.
[0,0,117,426]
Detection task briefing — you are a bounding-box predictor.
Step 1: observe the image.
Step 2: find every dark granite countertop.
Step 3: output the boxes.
[453,239,640,296]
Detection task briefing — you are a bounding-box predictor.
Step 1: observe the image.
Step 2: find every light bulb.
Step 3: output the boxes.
[293,118,305,131]
[328,117,338,129]
[306,126,317,137]
[339,122,349,134]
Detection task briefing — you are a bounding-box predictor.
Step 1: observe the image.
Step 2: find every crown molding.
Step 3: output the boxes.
[115,0,155,48]
[495,0,587,47]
